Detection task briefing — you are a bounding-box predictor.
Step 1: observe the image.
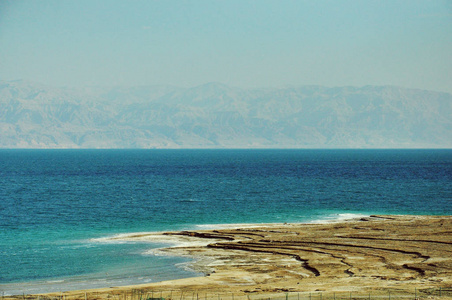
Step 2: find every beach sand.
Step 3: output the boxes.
[7,215,452,299]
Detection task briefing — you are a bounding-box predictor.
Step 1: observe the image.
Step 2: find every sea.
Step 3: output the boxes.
[1,149,451,295]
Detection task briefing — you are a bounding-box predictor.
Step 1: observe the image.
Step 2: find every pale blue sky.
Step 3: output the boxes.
[1,0,451,92]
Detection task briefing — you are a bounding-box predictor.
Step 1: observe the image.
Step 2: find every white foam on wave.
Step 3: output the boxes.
[90,230,224,257]
[90,231,166,243]
[92,213,370,245]
[193,213,372,229]
[309,213,370,224]
[143,233,230,257]
[90,212,372,258]
[45,279,64,283]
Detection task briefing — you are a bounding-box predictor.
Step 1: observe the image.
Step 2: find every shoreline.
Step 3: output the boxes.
[4,215,452,299]
[1,213,369,296]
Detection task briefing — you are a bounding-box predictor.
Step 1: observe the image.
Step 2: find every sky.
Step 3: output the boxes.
[0,0,451,92]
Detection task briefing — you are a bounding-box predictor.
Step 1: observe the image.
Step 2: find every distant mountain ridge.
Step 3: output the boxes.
[1,80,451,148]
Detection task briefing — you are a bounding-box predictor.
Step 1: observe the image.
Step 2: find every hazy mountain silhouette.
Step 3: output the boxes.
[1,81,451,148]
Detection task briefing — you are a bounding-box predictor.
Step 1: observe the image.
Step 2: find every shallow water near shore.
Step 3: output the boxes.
[1,149,451,295]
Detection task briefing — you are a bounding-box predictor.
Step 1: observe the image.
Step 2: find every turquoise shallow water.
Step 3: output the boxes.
[0,149,451,295]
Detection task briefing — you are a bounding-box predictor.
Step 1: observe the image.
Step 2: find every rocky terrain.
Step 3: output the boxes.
[1,81,451,148]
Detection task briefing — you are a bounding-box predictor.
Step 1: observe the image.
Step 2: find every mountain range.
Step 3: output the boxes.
[1,80,451,148]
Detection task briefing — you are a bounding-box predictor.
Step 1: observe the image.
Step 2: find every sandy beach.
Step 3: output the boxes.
[7,215,452,299]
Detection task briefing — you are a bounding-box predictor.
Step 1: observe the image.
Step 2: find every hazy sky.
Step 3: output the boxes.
[1,0,451,92]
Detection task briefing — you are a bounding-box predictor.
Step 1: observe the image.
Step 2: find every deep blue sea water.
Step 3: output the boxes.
[1,149,451,295]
